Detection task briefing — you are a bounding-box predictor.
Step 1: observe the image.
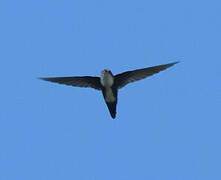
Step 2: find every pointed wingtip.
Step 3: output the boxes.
[166,61,180,68]
[171,61,180,65]
[38,77,51,82]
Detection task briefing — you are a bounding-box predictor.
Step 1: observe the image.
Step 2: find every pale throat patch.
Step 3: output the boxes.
[100,72,114,88]
[105,88,116,102]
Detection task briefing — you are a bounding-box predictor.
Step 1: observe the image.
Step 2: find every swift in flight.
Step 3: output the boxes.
[40,62,179,119]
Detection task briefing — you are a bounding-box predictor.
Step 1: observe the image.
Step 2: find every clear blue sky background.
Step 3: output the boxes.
[0,0,220,179]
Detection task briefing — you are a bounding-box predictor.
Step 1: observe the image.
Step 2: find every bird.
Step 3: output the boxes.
[39,61,179,119]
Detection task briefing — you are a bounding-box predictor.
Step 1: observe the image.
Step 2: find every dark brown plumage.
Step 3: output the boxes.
[40,61,179,118]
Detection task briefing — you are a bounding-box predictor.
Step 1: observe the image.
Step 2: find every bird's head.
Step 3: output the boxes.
[101,69,111,75]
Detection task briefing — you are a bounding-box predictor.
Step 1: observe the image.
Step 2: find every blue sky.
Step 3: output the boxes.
[1,0,221,179]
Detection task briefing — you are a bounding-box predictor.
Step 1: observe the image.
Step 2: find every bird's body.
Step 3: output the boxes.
[40,62,179,119]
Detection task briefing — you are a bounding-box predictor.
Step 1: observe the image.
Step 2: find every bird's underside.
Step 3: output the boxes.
[40,61,179,119]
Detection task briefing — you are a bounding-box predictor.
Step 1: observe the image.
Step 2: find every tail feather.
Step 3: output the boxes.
[106,101,116,119]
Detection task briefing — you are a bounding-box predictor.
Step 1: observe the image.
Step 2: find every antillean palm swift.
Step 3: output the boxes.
[40,62,179,119]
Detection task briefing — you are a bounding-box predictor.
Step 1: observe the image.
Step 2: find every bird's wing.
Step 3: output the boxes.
[39,76,102,90]
[114,62,179,89]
